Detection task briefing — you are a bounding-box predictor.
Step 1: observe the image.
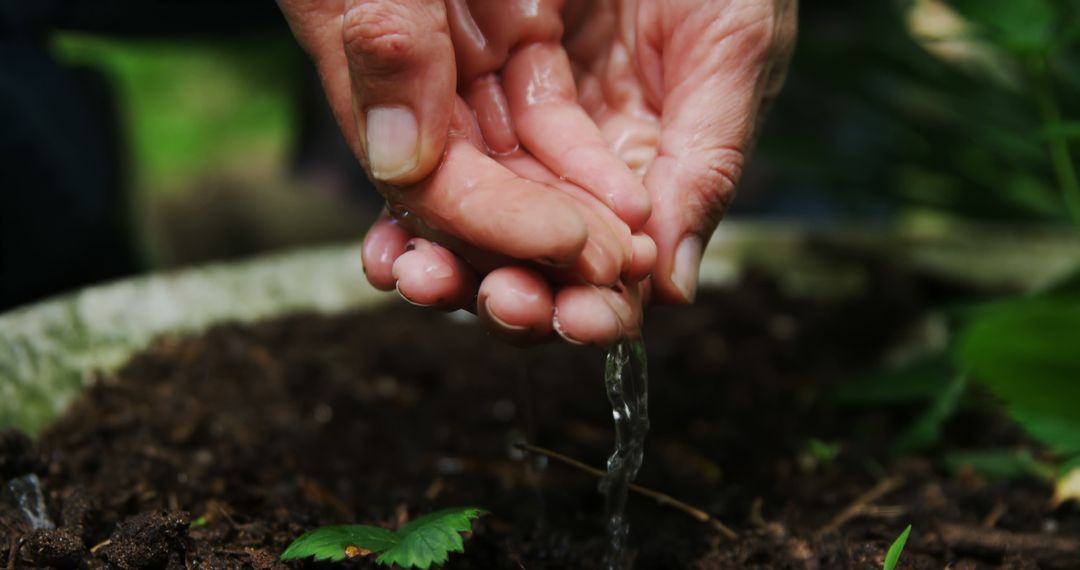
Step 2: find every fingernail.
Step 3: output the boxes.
[552,310,587,346]
[395,282,433,308]
[672,235,703,303]
[366,105,419,181]
[483,298,528,332]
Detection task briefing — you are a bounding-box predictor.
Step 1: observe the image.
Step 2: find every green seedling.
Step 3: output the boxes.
[281,507,486,569]
[883,524,912,570]
[798,438,841,472]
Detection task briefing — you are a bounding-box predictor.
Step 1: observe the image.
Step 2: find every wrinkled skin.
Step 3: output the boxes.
[277,0,797,345]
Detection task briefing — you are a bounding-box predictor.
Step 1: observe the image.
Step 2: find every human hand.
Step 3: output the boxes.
[278,0,657,344]
[278,0,796,344]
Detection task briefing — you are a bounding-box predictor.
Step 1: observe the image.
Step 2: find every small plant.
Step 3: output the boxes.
[798,438,842,472]
[883,524,912,570]
[280,507,486,569]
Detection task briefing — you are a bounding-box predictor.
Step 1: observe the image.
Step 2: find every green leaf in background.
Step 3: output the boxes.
[943,449,1056,480]
[1009,409,1080,456]
[957,295,1080,453]
[949,0,1056,54]
[883,524,912,570]
[833,354,954,406]
[280,507,486,568]
[1040,122,1080,142]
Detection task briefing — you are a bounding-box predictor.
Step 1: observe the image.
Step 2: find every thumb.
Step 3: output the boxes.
[343,0,456,184]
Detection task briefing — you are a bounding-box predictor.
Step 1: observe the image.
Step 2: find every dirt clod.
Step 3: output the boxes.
[97,511,189,569]
[23,528,84,569]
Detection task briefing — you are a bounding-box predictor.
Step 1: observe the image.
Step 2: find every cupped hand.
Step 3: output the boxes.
[278,0,797,345]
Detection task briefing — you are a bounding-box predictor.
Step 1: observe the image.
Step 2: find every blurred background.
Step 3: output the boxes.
[2,0,1078,311]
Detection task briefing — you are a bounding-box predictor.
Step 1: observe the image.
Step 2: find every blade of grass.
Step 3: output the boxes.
[883,524,912,570]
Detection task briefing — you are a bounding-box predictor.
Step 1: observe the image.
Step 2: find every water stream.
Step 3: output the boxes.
[599,336,649,570]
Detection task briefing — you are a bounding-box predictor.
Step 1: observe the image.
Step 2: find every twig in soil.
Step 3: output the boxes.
[748,497,767,528]
[860,505,907,518]
[939,523,1080,556]
[6,531,17,570]
[982,502,1007,529]
[514,442,738,540]
[424,478,445,501]
[815,476,905,538]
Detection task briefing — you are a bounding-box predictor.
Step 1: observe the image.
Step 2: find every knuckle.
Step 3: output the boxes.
[342,3,424,67]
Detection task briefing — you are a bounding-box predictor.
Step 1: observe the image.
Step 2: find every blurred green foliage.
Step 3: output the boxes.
[826,0,1080,482]
[51,33,302,194]
[758,0,1080,224]
[942,449,1056,480]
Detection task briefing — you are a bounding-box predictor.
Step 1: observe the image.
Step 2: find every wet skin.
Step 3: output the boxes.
[278,0,797,345]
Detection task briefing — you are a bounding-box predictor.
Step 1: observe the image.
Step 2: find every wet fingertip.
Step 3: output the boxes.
[482,297,530,332]
[395,281,434,308]
[552,310,588,346]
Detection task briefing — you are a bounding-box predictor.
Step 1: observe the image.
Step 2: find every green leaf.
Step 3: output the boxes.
[1009,409,1080,456]
[943,449,1056,480]
[280,507,486,568]
[956,295,1080,453]
[883,524,911,570]
[949,0,1056,54]
[281,525,399,562]
[808,438,842,463]
[833,354,953,406]
[378,508,487,568]
[1039,122,1080,142]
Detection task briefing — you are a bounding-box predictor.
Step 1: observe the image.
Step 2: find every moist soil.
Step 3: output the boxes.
[2,258,1079,569]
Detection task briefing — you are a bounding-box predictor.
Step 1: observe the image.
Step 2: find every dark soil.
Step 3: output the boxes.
[2,260,1078,569]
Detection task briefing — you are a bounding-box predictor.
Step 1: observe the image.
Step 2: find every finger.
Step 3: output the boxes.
[553,284,642,346]
[502,42,652,231]
[391,134,592,269]
[477,266,554,344]
[445,0,564,84]
[392,238,478,309]
[361,212,411,290]
[494,150,632,286]
[638,3,790,304]
[626,233,656,282]
[464,74,519,155]
[342,0,455,184]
